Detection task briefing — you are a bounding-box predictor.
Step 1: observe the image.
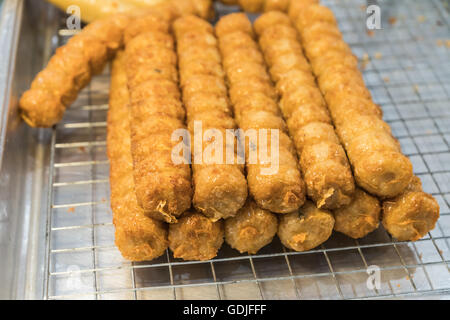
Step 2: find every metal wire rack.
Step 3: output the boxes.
[43,0,450,300]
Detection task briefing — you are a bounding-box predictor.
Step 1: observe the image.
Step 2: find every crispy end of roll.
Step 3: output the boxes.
[238,0,265,13]
[278,201,335,252]
[253,10,291,36]
[382,176,440,241]
[175,15,248,221]
[263,0,290,12]
[108,51,168,261]
[169,211,224,261]
[293,3,413,198]
[334,188,381,239]
[125,17,193,222]
[288,0,319,20]
[225,200,278,254]
[256,13,355,209]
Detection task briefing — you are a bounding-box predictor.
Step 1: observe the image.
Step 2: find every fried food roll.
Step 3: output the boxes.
[263,0,290,12]
[278,201,335,251]
[293,4,413,198]
[334,188,381,239]
[125,14,192,223]
[174,15,248,221]
[382,176,440,241]
[225,200,278,254]
[19,14,131,128]
[216,13,305,214]
[255,12,355,210]
[169,211,224,261]
[108,51,168,262]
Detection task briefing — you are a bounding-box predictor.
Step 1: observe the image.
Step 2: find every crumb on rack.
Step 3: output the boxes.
[383,77,390,83]
[413,84,420,94]
[374,52,382,59]
[388,17,398,25]
[79,146,86,152]
[67,207,75,213]
[367,30,374,37]
[417,15,426,23]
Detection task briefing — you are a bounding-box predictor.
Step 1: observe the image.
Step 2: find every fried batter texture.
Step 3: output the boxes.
[278,201,335,251]
[293,3,413,198]
[255,12,355,210]
[225,200,278,254]
[382,176,440,241]
[19,14,130,128]
[334,188,381,239]
[169,211,224,261]
[216,13,305,214]
[174,15,248,221]
[108,51,168,261]
[19,0,214,129]
[125,14,192,223]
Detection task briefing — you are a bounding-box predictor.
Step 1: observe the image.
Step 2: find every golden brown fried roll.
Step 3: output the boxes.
[382,176,440,241]
[108,51,168,262]
[125,14,192,223]
[19,14,130,128]
[293,3,413,198]
[174,15,248,221]
[278,201,335,251]
[334,188,381,239]
[288,0,319,20]
[225,200,278,254]
[256,12,355,210]
[219,0,239,5]
[169,211,224,261]
[263,0,290,12]
[216,13,305,214]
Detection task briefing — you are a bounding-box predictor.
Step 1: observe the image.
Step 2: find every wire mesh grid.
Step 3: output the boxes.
[43,0,450,300]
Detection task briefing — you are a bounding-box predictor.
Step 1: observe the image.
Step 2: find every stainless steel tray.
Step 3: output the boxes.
[0,0,449,300]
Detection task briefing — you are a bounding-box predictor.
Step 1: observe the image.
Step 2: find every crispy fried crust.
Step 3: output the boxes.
[19,14,131,128]
[263,0,290,12]
[225,200,278,254]
[293,4,413,198]
[125,14,192,223]
[382,176,440,241]
[334,188,381,239]
[216,13,305,214]
[278,201,335,251]
[169,211,224,261]
[174,15,248,221]
[255,12,355,210]
[108,51,168,262]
